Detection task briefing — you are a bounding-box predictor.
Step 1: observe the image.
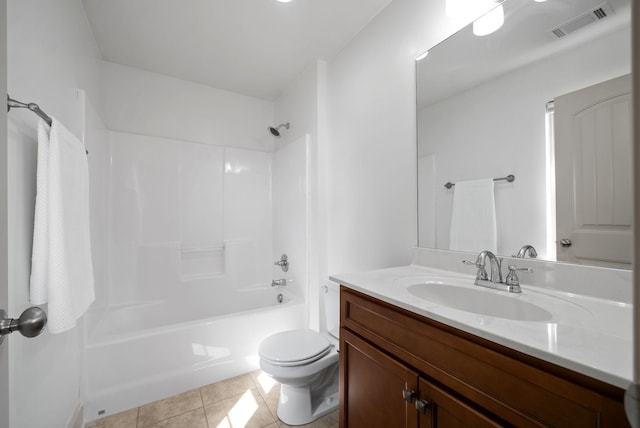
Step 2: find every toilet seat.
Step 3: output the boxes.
[259,329,331,367]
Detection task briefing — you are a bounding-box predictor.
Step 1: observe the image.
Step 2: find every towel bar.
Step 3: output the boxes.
[445,174,515,189]
[7,94,89,155]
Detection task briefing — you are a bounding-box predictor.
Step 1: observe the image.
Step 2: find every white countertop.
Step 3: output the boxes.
[331,264,633,389]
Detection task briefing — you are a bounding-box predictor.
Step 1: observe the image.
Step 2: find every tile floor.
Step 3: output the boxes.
[86,370,339,428]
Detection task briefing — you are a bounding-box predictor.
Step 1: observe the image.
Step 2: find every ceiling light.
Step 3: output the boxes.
[473,4,504,36]
[277,0,293,2]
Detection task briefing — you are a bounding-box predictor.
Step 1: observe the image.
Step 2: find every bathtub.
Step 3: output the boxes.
[83,286,306,420]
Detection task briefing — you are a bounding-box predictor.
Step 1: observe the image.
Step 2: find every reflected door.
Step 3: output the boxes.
[555,74,632,267]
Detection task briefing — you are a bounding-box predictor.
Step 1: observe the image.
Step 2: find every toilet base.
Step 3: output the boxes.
[277,386,339,426]
[276,364,339,425]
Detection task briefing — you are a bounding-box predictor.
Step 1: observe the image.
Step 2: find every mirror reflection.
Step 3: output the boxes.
[416,0,632,268]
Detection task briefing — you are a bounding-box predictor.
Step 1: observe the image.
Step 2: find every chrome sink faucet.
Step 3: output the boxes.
[464,250,531,293]
[476,250,503,284]
[515,244,538,258]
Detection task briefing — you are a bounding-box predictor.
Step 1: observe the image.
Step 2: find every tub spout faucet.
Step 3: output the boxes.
[271,279,287,287]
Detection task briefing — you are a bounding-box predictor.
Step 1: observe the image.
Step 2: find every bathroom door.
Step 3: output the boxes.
[554,74,633,267]
[1,2,10,427]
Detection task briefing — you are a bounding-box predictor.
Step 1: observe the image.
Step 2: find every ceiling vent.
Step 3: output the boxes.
[551,3,614,38]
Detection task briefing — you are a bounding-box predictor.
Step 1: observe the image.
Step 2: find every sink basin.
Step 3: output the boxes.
[407,281,553,322]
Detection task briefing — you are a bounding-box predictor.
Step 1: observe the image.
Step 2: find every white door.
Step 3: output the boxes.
[1,2,10,427]
[555,74,632,267]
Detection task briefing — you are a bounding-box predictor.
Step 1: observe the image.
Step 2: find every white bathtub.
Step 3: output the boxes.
[83,286,306,420]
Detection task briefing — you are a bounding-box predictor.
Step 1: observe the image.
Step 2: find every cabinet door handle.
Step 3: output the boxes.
[402,389,416,403]
[416,399,431,414]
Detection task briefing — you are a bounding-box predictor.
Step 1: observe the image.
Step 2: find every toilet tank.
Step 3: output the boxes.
[323,279,340,336]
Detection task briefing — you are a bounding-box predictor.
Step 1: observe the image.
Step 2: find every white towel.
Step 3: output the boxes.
[449,179,497,253]
[29,120,51,304]
[30,117,95,334]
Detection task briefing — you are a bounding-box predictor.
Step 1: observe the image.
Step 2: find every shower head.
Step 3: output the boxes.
[268,122,290,137]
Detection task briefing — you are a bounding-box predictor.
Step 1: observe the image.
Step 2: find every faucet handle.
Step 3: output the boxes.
[462,260,488,281]
[505,265,533,286]
[274,254,289,272]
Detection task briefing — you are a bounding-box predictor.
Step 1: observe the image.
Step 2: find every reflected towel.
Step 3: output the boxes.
[449,179,497,253]
[30,117,95,334]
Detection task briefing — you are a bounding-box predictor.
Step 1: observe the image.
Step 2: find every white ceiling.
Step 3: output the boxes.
[82,0,393,101]
[417,0,631,108]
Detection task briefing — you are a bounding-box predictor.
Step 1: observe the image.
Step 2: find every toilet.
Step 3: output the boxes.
[259,280,340,425]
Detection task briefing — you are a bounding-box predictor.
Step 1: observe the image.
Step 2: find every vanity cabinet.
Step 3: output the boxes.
[339,287,629,428]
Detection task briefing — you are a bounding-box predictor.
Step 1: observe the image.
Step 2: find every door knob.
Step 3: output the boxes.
[559,238,572,248]
[0,307,47,344]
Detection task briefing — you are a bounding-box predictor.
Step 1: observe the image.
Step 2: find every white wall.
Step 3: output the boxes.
[6,1,105,427]
[326,0,470,274]
[101,61,275,152]
[418,25,631,259]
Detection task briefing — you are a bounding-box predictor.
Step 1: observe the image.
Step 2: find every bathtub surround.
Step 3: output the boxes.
[273,61,326,331]
[83,129,311,418]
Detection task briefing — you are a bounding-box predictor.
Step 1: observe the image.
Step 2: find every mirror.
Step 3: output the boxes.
[417,0,632,268]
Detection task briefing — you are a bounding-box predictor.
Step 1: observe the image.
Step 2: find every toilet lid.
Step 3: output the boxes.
[259,329,331,367]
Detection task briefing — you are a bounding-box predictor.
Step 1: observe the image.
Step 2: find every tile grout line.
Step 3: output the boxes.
[199,387,211,428]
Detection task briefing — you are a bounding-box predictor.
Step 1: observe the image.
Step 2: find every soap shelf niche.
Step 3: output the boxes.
[180,245,225,280]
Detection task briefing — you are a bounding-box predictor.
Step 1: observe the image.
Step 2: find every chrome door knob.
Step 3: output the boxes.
[0,307,47,343]
[559,238,573,248]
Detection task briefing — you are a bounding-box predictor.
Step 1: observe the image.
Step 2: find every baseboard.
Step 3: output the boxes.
[66,401,84,428]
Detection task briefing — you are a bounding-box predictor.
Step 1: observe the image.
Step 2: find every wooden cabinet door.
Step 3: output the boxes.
[340,329,419,428]
[418,378,504,428]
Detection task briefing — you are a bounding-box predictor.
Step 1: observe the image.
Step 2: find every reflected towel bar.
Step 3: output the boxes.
[444,174,515,189]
